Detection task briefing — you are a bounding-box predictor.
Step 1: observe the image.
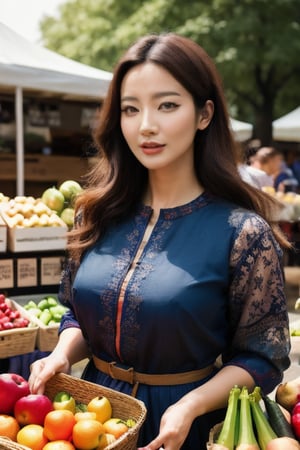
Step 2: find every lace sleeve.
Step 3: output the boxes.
[224,210,291,393]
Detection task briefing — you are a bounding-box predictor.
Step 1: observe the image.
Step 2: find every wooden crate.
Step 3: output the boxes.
[0,300,38,358]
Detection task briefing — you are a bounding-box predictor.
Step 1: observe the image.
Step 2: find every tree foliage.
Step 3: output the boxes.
[40,0,300,144]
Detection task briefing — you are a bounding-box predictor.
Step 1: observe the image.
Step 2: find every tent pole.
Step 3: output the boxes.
[15,86,24,196]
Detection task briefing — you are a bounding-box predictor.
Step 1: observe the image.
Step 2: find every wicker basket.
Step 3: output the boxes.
[0,437,29,450]
[45,373,147,449]
[0,373,147,450]
[0,300,38,358]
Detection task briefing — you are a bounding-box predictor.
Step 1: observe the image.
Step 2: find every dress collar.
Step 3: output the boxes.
[139,191,212,220]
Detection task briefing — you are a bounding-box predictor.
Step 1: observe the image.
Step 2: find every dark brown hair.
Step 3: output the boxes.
[68,32,290,261]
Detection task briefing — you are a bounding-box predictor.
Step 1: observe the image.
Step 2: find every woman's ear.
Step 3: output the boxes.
[197,100,214,130]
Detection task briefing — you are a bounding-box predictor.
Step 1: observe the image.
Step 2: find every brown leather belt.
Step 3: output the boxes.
[93,355,214,387]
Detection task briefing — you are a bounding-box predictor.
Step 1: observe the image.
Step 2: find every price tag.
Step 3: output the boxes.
[0,259,14,288]
[17,258,37,287]
[40,256,63,285]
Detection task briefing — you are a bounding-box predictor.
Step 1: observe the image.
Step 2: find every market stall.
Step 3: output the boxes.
[273,106,300,143]
[0,22,112,196]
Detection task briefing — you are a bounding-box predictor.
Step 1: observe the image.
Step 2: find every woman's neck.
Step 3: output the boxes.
[144,171,204,211]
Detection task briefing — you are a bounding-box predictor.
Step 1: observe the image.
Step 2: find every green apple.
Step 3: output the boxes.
[41,187,65,214]
[53,391,76,414]
[59,180,82,205]
[60,207,75,227]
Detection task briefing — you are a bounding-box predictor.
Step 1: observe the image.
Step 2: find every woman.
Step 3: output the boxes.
[29,33,291,449]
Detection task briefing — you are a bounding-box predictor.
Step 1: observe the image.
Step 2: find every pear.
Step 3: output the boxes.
[275,377,300,412]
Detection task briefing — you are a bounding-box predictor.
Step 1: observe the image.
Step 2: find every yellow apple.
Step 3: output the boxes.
[87,396,112,424]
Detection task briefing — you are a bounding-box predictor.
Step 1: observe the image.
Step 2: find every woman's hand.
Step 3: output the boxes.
[29,352,70,394]
[139,401,195,450]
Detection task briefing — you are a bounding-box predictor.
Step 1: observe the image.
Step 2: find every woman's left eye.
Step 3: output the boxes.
[159,102,179,111]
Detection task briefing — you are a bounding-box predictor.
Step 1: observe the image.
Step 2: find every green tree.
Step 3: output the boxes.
[40,0,300,144]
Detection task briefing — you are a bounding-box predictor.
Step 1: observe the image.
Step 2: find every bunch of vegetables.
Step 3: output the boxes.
[210,385,300,450]
[23,295,68,326]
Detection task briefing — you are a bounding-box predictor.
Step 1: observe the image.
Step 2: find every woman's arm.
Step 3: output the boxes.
[140,365,254,450]
[29,327,90,394]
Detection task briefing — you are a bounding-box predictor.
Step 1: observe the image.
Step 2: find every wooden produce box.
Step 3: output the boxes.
[1,211,67,253]
[33,319,59,352]
[0,216,7,252]
[0,299,38,358]
[12,294,63,352]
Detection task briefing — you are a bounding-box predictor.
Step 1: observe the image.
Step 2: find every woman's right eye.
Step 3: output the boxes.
[121,105,138,115]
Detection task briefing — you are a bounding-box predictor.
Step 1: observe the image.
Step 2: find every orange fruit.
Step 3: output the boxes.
[72,419,105,450]
[0,414,20,441]
[43,440,76,450]
[17,424,48,450]
[44,410,76,441]
[74,411,97,422]
[97,433,117,449]
[103,417,128,439]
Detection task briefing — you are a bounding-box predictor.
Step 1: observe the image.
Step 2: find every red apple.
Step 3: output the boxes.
[0,373,30,414]
[14,394,54,426]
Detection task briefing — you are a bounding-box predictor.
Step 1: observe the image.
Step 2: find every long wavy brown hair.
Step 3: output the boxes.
[68,32,290,262]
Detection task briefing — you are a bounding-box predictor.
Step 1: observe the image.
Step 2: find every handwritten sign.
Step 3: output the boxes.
[0,259,14,288]
[40,257,63,285]
[17,258,37,287]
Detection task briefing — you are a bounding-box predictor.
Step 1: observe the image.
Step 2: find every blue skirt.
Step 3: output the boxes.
[82,359,226,450]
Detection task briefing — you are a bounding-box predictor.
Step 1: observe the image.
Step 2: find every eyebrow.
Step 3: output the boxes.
[121,91,181,103]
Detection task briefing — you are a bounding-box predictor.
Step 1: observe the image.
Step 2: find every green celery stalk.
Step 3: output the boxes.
[215,385,241,450]
[236,386,260,450]
[249,386,277,450]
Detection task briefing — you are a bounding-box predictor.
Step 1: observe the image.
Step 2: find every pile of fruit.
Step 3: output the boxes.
[23,296,68,326]
[209,376,300,449]
[0,192,10,204]
[0,373,136,450]
[0,195,64,228]
[0,294,32,331]
[262,188,300,222]
[41,180,83,228]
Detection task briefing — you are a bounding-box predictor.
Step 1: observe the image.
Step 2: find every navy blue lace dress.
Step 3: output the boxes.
[59,192,290,449]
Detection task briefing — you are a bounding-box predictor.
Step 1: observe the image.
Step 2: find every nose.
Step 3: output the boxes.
[139,110,158,136]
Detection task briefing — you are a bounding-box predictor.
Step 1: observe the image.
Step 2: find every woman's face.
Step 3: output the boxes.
[120,62,212,173]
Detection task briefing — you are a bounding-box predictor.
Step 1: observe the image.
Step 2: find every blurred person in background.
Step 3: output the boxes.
[250,147,298,193]
[238,143,274,189]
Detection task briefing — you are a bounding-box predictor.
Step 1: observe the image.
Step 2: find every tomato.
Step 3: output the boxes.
[44,410,76,441]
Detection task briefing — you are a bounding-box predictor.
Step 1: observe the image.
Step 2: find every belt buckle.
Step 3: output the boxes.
[108,361,135,384]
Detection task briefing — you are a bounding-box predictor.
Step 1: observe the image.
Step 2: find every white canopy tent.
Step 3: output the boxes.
[0,22,113,195]
[229,118,253,142]
[272,106,300,142]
